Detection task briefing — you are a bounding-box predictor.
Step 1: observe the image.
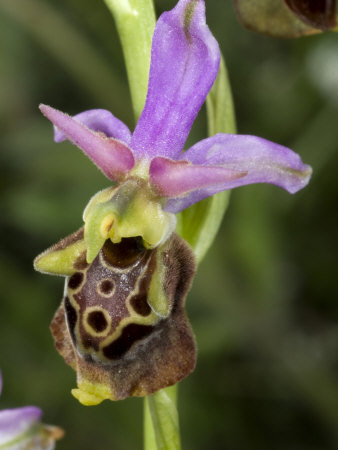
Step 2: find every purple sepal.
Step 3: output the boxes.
[131,0,220,160]
[150,156,246,197]
[163,133,312,213]
[54,109,132,145]
[40,104,135,181]
[0,406,42,445]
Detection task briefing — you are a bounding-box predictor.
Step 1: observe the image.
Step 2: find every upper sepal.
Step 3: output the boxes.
[131,0,220,160]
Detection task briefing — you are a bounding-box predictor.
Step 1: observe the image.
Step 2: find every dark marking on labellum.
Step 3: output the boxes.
[130,294,151,316]
[98,279,115,296]
[64,296,77,343]
[103,324,154,359]
[74,250,89,270]
[68,272,84,290]
[285,0,336,29]
[50,232,197,401]
[102,237,146,268]
[87,310,109,333]
[129,250,156,316]
[82,335,99,351]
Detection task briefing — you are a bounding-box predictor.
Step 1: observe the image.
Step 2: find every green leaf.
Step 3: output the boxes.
[206,56,236,137]
[103,0,156,120]
[176,55,236,264]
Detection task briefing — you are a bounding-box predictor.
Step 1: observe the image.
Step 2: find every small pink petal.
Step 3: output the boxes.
[150,156,246,197]
[53,109,131,145]
[40,104,135,181]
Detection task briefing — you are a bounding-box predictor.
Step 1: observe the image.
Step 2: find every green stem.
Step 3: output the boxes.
[103,0,156,120]
[144,386,180,450]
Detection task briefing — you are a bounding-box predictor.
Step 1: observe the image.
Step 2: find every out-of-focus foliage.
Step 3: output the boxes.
[0,0,338,449]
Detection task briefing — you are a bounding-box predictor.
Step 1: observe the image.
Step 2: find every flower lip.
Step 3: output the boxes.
[284,0,336,30]
[234,0,336,38]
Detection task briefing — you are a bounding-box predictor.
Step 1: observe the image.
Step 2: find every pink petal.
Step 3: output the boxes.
[40,104,135,181]
[159,133,312,213]
[53,109,131,145]
[150,156,246,197]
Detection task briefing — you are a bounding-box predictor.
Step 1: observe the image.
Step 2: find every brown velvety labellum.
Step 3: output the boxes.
[51,231,197,400]
[285,0,336,29]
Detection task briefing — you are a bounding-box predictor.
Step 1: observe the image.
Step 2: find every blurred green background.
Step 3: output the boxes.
[1,0,338,449]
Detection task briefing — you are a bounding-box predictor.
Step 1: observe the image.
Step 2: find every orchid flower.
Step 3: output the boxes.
[39,0,311,261]
[35,0,311,406]
[0,371,63,449]
[234,0,337,38]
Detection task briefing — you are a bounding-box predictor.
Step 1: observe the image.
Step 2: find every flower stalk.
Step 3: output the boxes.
[103,0,156,119]
[144,385,180,450]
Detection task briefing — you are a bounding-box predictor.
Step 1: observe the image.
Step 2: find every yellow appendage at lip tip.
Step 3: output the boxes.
[71,380,115,406]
